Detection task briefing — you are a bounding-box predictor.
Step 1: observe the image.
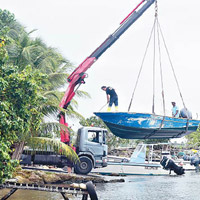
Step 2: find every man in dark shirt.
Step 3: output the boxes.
[101,86,118,111]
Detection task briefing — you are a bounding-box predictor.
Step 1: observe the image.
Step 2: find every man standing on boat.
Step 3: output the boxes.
[101,86,118,112]
[171,102,179,118]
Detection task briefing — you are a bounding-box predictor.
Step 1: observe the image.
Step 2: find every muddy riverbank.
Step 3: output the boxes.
[12,168,125,184]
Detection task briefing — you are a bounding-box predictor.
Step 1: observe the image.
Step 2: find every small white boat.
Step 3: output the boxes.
[92,143,196,176]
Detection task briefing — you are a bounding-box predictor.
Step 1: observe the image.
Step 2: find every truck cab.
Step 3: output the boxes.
[74,127,108,174]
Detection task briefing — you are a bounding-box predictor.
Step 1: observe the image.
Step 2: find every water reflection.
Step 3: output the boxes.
[96,172,200,200]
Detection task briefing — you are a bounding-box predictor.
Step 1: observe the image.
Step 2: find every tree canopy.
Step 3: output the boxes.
[186,127,200,148]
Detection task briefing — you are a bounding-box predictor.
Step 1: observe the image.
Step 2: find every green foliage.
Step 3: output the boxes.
[0,37,9,65]
[0,64,46,182]
[0,64,46,139]
[79,116,106,128]
[186,126,200,148]
[135,138,169,145]
[0,140,18,183]
[28,137,79,163]
[0,36,46,182]
[0,9,15,36]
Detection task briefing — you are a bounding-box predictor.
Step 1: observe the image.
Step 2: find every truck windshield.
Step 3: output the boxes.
[88,130,101,143]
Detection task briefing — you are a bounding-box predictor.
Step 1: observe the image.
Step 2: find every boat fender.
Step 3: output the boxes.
[86,181,98,200]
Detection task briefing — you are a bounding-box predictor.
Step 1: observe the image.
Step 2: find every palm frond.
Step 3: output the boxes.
[65,105,85,120]
[43,90,60,100]
[21,45,35,63]
[47,72,69,90]
[7,29,19,40]
[28,137,79,163]
[33,37,48,48]
[41,105,58,117]
[28,29,37,35]
[75,90,91,99]
[6,42,20,58]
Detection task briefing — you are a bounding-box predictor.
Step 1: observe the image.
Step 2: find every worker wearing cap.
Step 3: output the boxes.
[101,86,118,112]
[171,102,179,118]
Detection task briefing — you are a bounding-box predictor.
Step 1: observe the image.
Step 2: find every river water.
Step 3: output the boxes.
[1,171,200,200]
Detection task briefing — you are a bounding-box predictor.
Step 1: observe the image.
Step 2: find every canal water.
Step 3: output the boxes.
[1,171,200,199]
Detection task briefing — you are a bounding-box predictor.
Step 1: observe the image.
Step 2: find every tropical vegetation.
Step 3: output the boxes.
[186,127,200,148]
[0,9,85,183]
[0,38,45,182]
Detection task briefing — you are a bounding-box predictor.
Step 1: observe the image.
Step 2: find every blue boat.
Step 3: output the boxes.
[94,112,200,139]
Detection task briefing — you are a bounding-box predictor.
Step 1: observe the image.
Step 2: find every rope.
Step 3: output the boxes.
[128,19,156,111]
[156,19,166,116]
[128,0,159,112]
[152,0,158,114]
[157,21,187,111]
[152,15,156,114]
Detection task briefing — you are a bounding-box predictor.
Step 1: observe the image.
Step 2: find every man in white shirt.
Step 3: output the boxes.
[171,102,179,118]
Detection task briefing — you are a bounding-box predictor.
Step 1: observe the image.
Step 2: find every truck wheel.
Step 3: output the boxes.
[74,156,93,175]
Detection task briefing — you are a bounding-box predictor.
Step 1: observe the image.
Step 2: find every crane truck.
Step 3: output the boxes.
[21,0,156,174]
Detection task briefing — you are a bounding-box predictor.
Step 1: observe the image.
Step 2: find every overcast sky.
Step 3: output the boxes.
[1,0,200,128]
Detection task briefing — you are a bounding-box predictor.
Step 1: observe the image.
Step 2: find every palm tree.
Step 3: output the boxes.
[3,11,90,127]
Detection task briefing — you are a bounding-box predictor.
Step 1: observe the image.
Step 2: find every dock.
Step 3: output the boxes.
[0,181,98,200]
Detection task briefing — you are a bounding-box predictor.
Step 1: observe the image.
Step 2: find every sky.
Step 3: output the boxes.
[1,0,200,133]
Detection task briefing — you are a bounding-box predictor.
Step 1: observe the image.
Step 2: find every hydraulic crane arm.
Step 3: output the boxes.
[59,0,155,143]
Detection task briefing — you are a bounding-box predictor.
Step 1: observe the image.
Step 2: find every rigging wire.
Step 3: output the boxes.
[152,0,158,114]
[152,17,156,114]
[156,19,166,116]
[157,21,187,111]
[127,18,156,112]
[128,1,157,112]
[155,0,166,116]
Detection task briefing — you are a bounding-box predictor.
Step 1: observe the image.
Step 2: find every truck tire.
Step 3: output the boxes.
[74,156,93,175]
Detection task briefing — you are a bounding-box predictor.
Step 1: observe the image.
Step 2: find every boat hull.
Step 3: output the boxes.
[94,112,199,139]
[92,162,169,176]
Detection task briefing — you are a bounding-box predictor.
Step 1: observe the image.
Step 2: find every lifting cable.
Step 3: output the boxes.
[128,0,186,115]
[127,14,156,112]
[128,1,158,112]
[154,1,166,116]
[157,21,187,111]
[152,5,156,114]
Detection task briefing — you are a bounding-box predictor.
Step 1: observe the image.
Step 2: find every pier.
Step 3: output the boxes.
[0,181,98,200]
